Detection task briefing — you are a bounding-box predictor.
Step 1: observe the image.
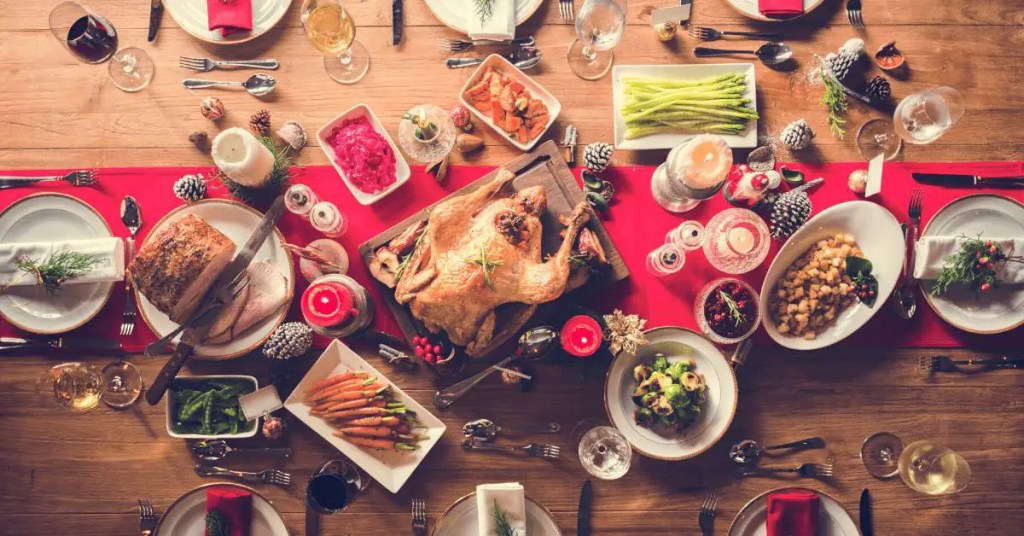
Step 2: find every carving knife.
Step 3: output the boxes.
[577,479,592,536]
[392,0,403,46]
[145,195,287,405]
[911,173,1024,188]
[148,0,163,42]
[860,489,873,536]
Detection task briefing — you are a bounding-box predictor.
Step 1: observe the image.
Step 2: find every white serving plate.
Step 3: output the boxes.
[165,375,259,439]
[724,0,827,22]
[0,194,114,335]
[163,0,292,45]
[317,104,412,206]
[920,194,1024,334]
[431,493,561,536]
[423,0,543,34]
[605,327,738,461]
[612,63,758,150]
[284,339,446,494]
[459,54,561,152]
[729,487,860,536]
[155,483,288,536]
[135,199,294,360]
[759,201,903,350]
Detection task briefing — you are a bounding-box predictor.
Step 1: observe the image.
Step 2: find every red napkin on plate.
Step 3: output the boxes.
[759,0,804,19]
[206,487,253,536]
[766,490,819,536]
[208,0,253,36]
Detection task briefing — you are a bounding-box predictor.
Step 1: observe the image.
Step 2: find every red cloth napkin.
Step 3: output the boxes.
[208,0,253,36]
[767,490,819,536]
[759,0,804,19]
[206,486,252,536]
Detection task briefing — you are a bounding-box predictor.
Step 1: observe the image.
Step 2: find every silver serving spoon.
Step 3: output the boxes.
[730,437,826,465]
[446,47,543,69]
[192,440,293,462]
[892,223,918,319]
[694,42,794,66]
[182,73,277,96]
[462,418,561,442]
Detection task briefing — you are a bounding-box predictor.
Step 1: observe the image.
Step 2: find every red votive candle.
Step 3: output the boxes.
[561,315,603,357]
[301,281,355,328]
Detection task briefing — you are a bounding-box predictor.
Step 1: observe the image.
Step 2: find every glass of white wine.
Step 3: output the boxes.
[301,0,369,84]
[898,440,971,495]
[36,362,104,413]
[567,0,627,81]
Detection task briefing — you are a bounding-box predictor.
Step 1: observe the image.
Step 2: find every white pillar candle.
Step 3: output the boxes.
[211,127,275,188]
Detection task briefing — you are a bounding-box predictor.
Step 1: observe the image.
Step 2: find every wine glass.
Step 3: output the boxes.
[898,440,971,495]
[301,0,370,84]
[567,0,627,80]
[855,118,903,161]
[894,86,964,145]
[306,458,369,514]
[36,362,104,413]
[100,358,142,408]
[572,419,633,480]
[48,2,154,92]
[861,431,904,479]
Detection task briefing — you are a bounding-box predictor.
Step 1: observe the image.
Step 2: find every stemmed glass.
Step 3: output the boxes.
[306,458,369,514]
[37,360,143,412]
[855,118,903,161]
[862,432,971,495]
[567,0,628,80]
[48,2,154,92]
[301,0,370,84]
[572,419,633,480]
[894,86,964,145]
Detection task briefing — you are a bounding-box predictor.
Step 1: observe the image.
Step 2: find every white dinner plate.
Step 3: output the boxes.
[723,0,827,21]
[163,0,292,45]
[612,63,758,150]
[729,487,860,536]
[135,199,294,360]
[155,483,288,536]
[920,194,1024,334]
[284,339,447,494]
[0,194,114,335]
[605,327,738,461]
[759,201,904,351]
[431,493,562,536]
[423,0,543,34]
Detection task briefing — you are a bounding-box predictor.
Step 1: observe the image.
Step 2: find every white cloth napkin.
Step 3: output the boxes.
[913,236,1024,283]
[477,482,526,536]
[467,0,515,41]
[0,238,124,287]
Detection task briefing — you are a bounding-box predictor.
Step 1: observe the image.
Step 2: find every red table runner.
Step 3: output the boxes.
[2,161,1022,352]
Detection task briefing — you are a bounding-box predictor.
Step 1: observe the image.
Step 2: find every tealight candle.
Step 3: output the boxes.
[211,127,275,188]
[727,225,756,254]
[561,315,603,357]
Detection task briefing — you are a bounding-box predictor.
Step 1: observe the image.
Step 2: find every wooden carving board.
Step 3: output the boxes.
[358,140,629,357]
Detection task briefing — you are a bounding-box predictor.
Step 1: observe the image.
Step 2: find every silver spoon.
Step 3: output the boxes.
[730,437,826,465]
[182,73,277,96]
[446,47,543,69]
[462,418,561,442]
[892,223,918,319]
[694,42,794,66]
[192,439,293,462]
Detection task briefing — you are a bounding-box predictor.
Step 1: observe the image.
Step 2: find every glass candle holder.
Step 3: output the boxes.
[665,220,706,251]
[702,208,770,274]
[301,274,374,338]
[286,184,320,221]
[650,139,731,213]
[645,243,685,277]
[398,105,457,164]
[694,278,761,345]
[310,201,348,238]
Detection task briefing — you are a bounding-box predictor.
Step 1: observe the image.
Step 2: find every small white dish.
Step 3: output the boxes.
[431,493,561,536]
[759,201,904,351]
[605,327,738,461]
[422,0,543,34]
[162,0,292,45]
[612,63,758,150]
[284,339,446,494]
[165,375,259,440]
[729,487,859,536]
[317,104,412,206]
[155,483,288,536]
[459,54,561,152]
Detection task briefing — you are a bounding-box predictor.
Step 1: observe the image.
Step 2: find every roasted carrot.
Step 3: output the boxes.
[337,426,397,438]
[318,399,386,417]
[336,416,400,427]
[321,406,403,421]
[305,378,376,404]
[308,371,366,394]
[314,386,387,406]
[332,435,399,450]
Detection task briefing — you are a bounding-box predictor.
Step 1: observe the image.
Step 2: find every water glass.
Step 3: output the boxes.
[572,420,632,480]
[567,0,627,80]
[894,86,964,145]
[898,440,971,495]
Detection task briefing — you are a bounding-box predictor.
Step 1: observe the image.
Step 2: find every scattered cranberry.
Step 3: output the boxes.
[981,283,991,292]
[415,346,425,356]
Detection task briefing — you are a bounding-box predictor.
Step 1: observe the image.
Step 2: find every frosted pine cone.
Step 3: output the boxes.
[173,174,207,203]
[263,322,313,360]
[780,119,815,151]
[583,142,614,173]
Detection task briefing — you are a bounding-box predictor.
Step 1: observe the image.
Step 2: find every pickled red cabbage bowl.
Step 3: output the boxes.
[317,104,411,205]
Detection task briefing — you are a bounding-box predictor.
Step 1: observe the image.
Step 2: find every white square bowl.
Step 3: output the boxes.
[284,339,446,494]
[166,375,259,440]
[612,63,758,150]
[459,54,561,152]
[317,104,412,206]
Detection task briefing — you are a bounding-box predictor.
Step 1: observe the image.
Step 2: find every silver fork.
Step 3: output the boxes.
[698,493,718,536]
[687,26,782,42]
[138,499,157,536]
[559,0,575,21]
[462,438,561,459]
[143,273,251,357]
[194,465,292,487]
[438,36,535,53]
[920,355,1023,373]
[0,170,97,189]
[846,0,864,29]
[907,189,923,285]
[411,498,427,536]
[735,463,834,479]
[179,56,280,72]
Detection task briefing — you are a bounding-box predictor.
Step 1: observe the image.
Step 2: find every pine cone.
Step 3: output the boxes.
[823,52,857,81]
[173,174,207,203]
[779,119,815,151]
[583,142,614,173]
[770,180,823,240]
[188,130,209,151]
[249,109,271,136]
[865,76,892,103]
[263,322,313,360]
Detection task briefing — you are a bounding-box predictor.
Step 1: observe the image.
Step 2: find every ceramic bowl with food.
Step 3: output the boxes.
[317,104,411,206]
[166,375,258,440]
[695,278,761,345]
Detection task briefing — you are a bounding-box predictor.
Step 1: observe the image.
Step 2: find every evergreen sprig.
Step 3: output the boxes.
[465,245,504,289]
[475,0,496,24]
[932,235,1023,296]
[10,251,102,294]
[206,509,228,536]
[718,290,747,327]
[819,67,849,139]
[492,500,519,536]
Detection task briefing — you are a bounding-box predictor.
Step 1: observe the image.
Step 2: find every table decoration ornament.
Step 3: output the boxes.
[780,119,815,150]
[584,142,614,173]
[301,274,373,337]
[249,109,271,136]
[189,130,211,151]
[262,322,313,360]
[874,41,905,71]
[651,134,733,213]
[769,178,823,240]
[173,173,208,203]
[276,121,307,151]
[201,96,226,121]
[703,208,771,274]
[602,309,647,356]
[212,127,277,189]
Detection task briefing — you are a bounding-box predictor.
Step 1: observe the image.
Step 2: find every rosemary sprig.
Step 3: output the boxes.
[819,68,849,139]
[718,290,747,327]
[206,510,228,536]
[465,245,504,289]
[475,0,496,24]
[492,500,519,536]
[394,224,429,281]
[11,251,102,295]
[932,235,1022,296]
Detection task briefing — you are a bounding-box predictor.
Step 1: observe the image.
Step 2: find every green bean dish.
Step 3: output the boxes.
[631,353,707,432]
[170,379,256,436]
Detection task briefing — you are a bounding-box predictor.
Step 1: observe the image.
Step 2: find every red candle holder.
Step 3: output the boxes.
[561,315,603,357]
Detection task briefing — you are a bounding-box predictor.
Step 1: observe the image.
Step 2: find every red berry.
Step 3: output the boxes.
[869,290,875,296]
[981,283,991,291]
[976,251,982,258]
[433,345,442,354]
[415,346,424,356]
[990,245,997,253]
[986,240,993,247]
[987,262,995,269]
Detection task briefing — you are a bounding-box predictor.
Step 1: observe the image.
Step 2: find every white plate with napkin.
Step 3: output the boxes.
[0,194,120,334]
[431,485,561,535]
[424,0,542,35]
[918,194,1024,334]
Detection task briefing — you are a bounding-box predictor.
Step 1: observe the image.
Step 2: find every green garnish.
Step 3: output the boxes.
[393,224,429,281]
[819,67,849,139]
[718,290,747,327]
[10,251,103,295]
[845,255,879,307]
[475,0,496,24]
[932,235,1022,296]
[206,510,228,536]
[492,500,519,536]
[465,245,504,289]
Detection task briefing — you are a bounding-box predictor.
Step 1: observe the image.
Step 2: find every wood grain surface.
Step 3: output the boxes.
[1,0,1023,535]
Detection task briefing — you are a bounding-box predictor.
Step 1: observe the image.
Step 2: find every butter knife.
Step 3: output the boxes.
[392,0,403,46]
[577,479,592,536]
[148,0,163,42]
[0,337,122,353]
[911,173,1024,188]
[860,489,873,536]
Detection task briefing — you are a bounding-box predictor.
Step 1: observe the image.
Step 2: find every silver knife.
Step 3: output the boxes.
[392,0,403,46]
[577,479,592,536]
[860,489,873,536]
[912,173,1024,188]
[148,0,163,42]
[145,196,287,405]
[0,337,122,353]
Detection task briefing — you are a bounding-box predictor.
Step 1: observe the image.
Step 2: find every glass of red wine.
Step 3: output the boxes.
[306,459,368,515]
[48,2,154,92]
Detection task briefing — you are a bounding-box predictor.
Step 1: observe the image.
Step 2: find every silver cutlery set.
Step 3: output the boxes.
[179,55,280,97]
[0,170,97,190]
[441,36,542,70]
[729,436,833,481]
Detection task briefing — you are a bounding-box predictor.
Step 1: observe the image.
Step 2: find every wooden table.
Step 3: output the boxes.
[1,1,1023,534]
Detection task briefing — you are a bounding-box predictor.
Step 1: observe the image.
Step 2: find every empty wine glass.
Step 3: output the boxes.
[894,86,964,145]
[567,0,627,80]
[856,118,903,161]
[572,419,632,480]
[861,431,904,479]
